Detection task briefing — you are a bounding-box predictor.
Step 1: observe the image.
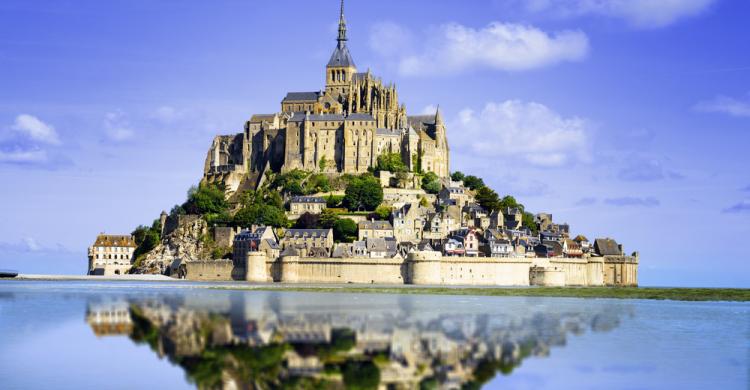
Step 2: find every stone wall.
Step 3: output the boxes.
[184,260,234,281]
[181,250,638,287]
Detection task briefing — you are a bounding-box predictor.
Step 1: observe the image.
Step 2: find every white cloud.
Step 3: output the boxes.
[152,106,185,124]
[0,148,48,164]
[23,237,41,251]
[104,111,135,141]
[521,0,716,28]
[451,100,591,167]
[694,95,750,118]
[370,21,588,76]
[11,114,61,145]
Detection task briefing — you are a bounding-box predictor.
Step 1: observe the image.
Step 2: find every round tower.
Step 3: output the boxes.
[406,250,442,285]
[245,251,268,283]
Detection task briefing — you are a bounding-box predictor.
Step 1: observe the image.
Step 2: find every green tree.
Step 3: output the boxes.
[475,186,501,211]
[184,183,228,215]
[305,173,331,194]
[451,171,465,182]
[421,172,441,194]
[319,209,340,229]
[333,218,358,243]
[462,175,485,190]
[343,174,383,211]
[499,195,523,211]
[419,196,429,208]
[374,205,392,220]
[342,362,380,390]
[375,152,406,173]
[522,211,539,234]
[294,212,320,229]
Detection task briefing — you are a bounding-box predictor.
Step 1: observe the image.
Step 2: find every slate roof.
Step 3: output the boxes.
[594,238,621,256]
[407,115,436,127]
[284,229,331,239]
[249,114,276,123]
[283,91,322,102]
[92,234,136,248]
[346,113,375,121]
[328,43,355,68]
[376,128,401,136]
[290,196,326,204]
[358,220,393,230]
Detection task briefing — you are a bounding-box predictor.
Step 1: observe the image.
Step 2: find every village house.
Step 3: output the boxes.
[281,229,334,256]
[439,186,472,208]
[358,220,394,240]
[503,207,523,230]
[488,210,503,230]
[233,226,280,265]
[443,238,465,256]
[289,196,327,217]
[535,213,553,232]
[482,229,514,258]
[574,235,591,254]
[391,202,428,243]
[453,228,481,257]
[562,239,583,258]
[87,234,137,276]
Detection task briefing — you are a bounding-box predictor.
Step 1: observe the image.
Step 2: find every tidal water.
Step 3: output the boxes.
[0,281,747,389]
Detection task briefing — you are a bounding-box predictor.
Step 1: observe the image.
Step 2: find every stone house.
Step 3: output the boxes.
[483,238,513,258]
[503,207,523,230]
[443,238,465,256]
[289,196,327,217]
[453,228,481,257]
[281,229,334,256]
[87,234,137,276]
[574,235,591,253]
[233,226,280,266]
[358,220,394,240]
[488,210,504,229]
[439,186,472,208]
[391,202,428,243]
[562,239,583,258]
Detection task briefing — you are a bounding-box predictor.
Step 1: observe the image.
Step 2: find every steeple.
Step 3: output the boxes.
[326,0,356,93]
[435,105,444,126]
[337,0,347,46]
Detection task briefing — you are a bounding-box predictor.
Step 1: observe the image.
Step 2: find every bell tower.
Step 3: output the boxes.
[326,0,357,97]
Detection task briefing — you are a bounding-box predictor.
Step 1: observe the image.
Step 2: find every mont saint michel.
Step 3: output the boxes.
[2,1,749,389]
[82,1,638,287]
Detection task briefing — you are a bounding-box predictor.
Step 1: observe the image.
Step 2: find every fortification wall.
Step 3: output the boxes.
[276,256,404,284]
[549,258,589,286]
[439,257,532,286]
[529,266,566,286]
[184,260,234,281]
[602,255,639,286]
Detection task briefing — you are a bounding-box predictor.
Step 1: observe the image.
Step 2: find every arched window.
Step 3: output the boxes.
[342,71,347,82]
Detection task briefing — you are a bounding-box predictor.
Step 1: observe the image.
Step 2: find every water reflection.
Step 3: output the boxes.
[85,292,631,389]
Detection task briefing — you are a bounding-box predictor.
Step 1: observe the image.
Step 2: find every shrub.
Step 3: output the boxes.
[183,183,228,215]
[375,152,406,173]
[333,218,357,243]
[421,172,441,194]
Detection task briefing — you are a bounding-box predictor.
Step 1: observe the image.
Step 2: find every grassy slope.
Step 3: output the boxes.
[210,286,750,302]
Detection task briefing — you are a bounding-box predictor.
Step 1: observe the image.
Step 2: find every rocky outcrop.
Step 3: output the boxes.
[135,216,209,275]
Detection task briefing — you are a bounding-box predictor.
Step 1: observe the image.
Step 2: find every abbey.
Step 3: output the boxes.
[203,1,449,194]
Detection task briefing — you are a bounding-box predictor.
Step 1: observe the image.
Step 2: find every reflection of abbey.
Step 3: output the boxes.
[203,0,449,194]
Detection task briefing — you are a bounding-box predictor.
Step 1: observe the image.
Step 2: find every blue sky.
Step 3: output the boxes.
[0,0,748,286]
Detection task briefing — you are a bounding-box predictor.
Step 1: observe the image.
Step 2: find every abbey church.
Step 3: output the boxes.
[204,1,449,194]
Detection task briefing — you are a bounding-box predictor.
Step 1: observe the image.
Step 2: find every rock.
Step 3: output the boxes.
[135,216,209,275]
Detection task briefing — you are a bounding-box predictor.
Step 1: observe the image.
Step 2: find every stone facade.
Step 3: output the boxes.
[202,1,450,194]
[87,234,136,276]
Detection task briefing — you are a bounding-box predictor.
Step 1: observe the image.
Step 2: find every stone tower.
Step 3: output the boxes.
[326,0,357,98]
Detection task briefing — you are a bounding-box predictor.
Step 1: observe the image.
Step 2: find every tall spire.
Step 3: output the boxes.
[337,0,347,46]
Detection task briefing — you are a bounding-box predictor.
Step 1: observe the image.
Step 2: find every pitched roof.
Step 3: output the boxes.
[376,128,401,136]
[594,238,621,256]
[92,234,136,248]
[358,220,393,230]
[284,229,332,239]
[346,113,375,121]
[328,43,355,68]
[283,91,321,102]
[290,196,326,204]
[249,114,277,124]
